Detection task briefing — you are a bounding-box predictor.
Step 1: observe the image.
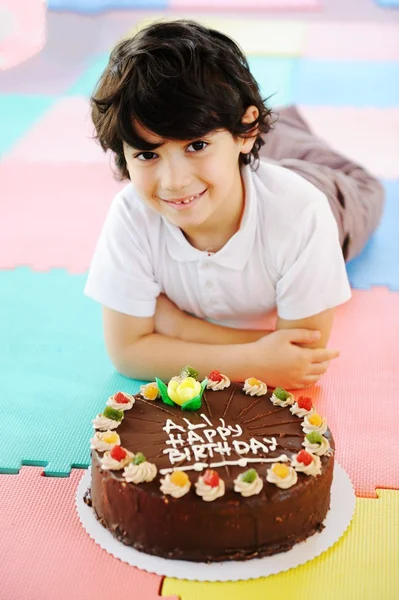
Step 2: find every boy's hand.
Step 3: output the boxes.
[252,329,339,390]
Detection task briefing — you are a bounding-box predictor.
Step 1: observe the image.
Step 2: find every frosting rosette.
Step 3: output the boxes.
[266,463,298,489]
[243,377,267,396]
[123,461,157,483]
[106,391,135,411]
[206,371,230,391]
[303,432,331,456]
[195,475,225,502]
[100,446,133,470]
[234,469,263,497]
[302,413,328,435]
[290,402,314,418]
[160,471,191,498]
[90,430,120,452]
[291,451,322,476]
[140,382,160,401]
[270,387,295,407]
[92,409,124,431]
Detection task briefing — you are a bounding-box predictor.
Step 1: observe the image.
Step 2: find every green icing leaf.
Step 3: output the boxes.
[103,406,124,422]
[133,452,146,465]
[241,468,257,484]
[155,378,175,406]
[180,365,199,379]
[306,431,323,445]
[273,387,290,401]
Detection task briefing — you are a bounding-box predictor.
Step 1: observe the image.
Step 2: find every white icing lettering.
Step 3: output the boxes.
[232,440,250,455]
[200,413,213,427]
[228,424,243,437]
[163,447,191,464]
[163,419,185,434]
[203,429,218,444]
[263,437,277,451]
[191,445,208,462]
[183,417,206,430]
[186,430,205,445]
[249,438,270,455]
[216,425,231,441]
[165,433,186,448]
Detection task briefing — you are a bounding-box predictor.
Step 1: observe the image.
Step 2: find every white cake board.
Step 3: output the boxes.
[76,463,356,582]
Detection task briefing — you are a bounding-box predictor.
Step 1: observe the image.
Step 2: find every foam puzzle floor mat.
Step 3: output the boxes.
[0,467,177,600]
[1,268,398,497]
[0,467,397,600]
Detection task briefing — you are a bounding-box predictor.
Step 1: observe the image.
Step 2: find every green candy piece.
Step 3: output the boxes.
[133,452,146,465]
[273,387,290,401]
[241,468,258,484]
[180,365,199,380]
[306,431,324,445]
[103,406,124,422]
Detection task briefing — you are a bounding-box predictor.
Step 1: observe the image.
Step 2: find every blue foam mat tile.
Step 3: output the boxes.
[375,0,399,6]
[293,60,399,107]
[0,95,55,158]
[0,269,147,476]
[347,181,399,291]
[48,0,167,12]
[248,56,297,108]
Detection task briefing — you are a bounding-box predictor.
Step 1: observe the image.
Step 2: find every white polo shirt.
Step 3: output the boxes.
[84,161,351,329]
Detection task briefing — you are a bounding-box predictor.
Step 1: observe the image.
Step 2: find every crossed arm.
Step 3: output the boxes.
[103,293,339,390]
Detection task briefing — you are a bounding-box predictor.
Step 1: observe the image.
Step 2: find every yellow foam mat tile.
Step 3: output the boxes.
[126,16,306,56]
[162,489,399,600]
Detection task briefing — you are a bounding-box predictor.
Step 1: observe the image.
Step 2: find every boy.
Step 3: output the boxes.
[85,20,384,389]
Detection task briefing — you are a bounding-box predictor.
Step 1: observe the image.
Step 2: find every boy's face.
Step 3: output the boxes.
[123,110,257,245]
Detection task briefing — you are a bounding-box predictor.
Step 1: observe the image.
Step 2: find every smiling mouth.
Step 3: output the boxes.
[161,189,206,206]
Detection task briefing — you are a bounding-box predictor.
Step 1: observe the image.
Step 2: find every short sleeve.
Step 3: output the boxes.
[275,198,352,320]
[84,190,161,317]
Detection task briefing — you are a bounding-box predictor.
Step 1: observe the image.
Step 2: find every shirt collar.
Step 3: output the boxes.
[162,164,257,271]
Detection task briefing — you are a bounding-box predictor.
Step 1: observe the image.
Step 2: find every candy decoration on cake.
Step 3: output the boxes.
[106,391,135,411]
[92,406,124,430]
[100,445,133,470]
[291,450,322,476]
[123,452,157,483]
[140,382,160,401]
[160,471,191,498]
[156,366,207,411]
[233,468,263,497]
[290,396,314,417]
[206,370,231,391]
[90,430,121,452]
[243,377,267,396]
[270,387,295,407]
[266,462,298,489]
[302,412,328,435]
[303,431,331,456]
[195,469,225,501]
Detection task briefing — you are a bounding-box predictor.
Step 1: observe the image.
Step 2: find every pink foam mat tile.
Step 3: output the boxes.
[0,467,178,600]
[6,97,109,164]
[299,287,399,498]
[170,0,320,9]
[298,106,399,180]
[304,22,399,61]
[0,161,124,273]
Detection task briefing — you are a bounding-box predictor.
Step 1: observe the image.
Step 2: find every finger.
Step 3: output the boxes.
[285,329,321,345]
[308,360,330,375]
[290,375,321,390]
[311,347,340,362]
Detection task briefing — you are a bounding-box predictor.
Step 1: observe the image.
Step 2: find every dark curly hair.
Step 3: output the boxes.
[91,20,274,180]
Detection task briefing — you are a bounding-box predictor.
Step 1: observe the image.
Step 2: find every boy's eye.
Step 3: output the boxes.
[187,141,208,152]
[136,152,157,161]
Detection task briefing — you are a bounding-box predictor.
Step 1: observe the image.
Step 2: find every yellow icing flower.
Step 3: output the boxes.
[167,377,201,406]
[102,431,120,445]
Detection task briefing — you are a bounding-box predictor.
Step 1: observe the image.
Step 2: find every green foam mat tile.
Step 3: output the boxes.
[0,268,146,476]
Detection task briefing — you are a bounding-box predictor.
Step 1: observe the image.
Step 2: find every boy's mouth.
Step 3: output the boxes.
[161,189,207,209]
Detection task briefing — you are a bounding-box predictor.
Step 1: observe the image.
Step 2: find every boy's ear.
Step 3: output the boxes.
[240,105,259,153]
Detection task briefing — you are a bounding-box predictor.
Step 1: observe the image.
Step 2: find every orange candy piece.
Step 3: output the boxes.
[272,463,290,479]
[170,471,189,487]
[309,413,323,427]
[143,383,158,400]
[248,377,261,387]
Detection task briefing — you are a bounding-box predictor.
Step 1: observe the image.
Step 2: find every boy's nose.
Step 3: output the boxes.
[159,159,192,192]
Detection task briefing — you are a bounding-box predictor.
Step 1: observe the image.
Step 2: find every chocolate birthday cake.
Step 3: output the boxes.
[86,368,334,562]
